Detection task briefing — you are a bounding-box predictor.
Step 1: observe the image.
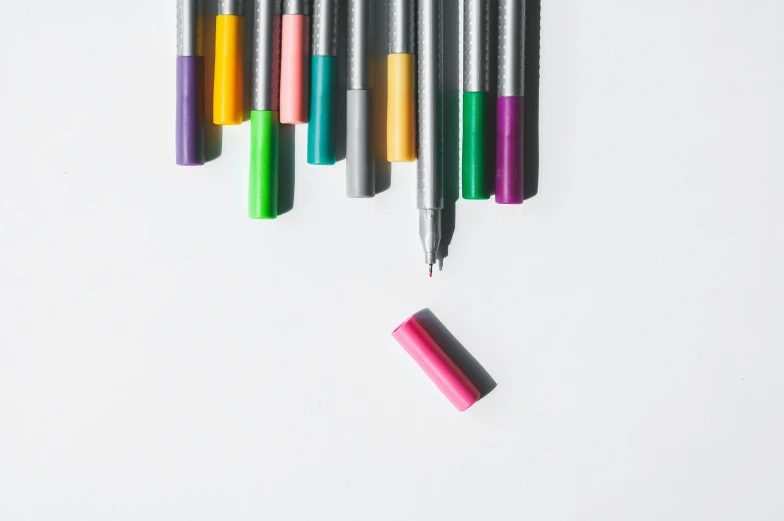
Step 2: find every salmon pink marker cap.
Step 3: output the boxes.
[392,315,481,411]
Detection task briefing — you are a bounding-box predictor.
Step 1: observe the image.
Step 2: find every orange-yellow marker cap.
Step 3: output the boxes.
[386,53,416,162]
[213,2,244,125]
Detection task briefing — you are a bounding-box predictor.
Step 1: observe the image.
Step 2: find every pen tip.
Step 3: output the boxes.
[429,264,433,277]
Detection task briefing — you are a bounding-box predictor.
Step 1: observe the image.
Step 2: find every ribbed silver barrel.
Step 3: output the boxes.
[252,0,282,111]
[283,0,311,14]
[219,0,244,15]
[498,0,525,97]
[416,0,443,211]
[388,0,415,54]
[177,0,203,57]
[463,0,490,92]
[348,0,374,90]
[313,0,339,56]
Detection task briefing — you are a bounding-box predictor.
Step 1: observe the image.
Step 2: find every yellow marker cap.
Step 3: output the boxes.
[387,53,416,162]
[213,14,244,125]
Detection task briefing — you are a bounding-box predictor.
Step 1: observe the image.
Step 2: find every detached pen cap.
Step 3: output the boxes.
[392,315,481,412]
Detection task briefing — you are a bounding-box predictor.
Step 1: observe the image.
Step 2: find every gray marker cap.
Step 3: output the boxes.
[346,90,375,197]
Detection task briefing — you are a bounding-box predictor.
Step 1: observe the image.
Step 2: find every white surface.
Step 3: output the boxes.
[1,1,784,520]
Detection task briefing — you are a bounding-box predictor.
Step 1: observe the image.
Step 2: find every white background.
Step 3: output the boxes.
[2,1,783,520]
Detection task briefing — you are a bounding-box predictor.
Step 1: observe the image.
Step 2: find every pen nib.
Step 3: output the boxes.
[429,264,433,277]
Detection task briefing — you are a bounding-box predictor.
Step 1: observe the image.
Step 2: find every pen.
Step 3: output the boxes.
[307,0,339,165]
[462,0,491,198]
[214,0,245,125]
[496,0,525,204]
[346,0,375,197]
[249,0,282,219]
[176,0,205,166]
[387,0,416,162]
[280,0,310,124]
[417,0,443,276]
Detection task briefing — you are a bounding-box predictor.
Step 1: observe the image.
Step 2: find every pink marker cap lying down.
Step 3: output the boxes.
[392,315,481,411]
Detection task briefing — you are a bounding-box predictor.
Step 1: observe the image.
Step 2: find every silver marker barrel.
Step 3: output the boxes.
[464,0,490,94]
[417,0,443,272]
[251,0,282,113]
[498,0,525,98]
[346,0,375,197]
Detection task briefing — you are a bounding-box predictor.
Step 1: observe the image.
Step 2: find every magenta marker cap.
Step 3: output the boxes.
[392,315,481,411]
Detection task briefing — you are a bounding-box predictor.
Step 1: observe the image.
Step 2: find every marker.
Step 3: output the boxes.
[496,0,525,204]
[417,0,443,274]
[346,0,375,197]
[214,0,245,125]
[387,0,416,162]
[462,0,491,198]
[280,0,311,124]
[307,0,339,165]
[249,0,282,219]
[176,0,205,166]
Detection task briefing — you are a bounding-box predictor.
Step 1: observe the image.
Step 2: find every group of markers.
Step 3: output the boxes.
[176,0,526,275]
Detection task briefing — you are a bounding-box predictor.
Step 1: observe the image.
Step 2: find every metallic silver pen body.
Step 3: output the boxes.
[219,0,245,15]
[463,0,490,93]
[417,0,443,268]
[347,0,375,197]
[499,0,525,97]
[389,0,415,54]
[283,0,311,14]
[313,0,339,57]
[177,0,204,57]
[348,0,374,90]
[252,0,282,111]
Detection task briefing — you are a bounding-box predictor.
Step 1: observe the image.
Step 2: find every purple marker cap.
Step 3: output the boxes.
[176,56,205,166]
[495,96,524,204]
